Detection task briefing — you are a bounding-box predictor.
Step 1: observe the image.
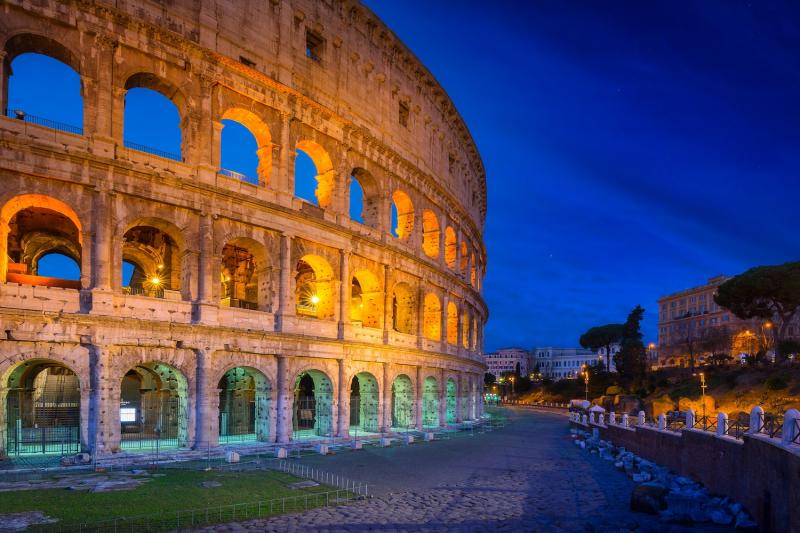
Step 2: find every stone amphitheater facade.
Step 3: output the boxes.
[0,0,487,456]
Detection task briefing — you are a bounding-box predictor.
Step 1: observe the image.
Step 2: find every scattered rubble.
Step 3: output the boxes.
[0,511,57,532]
[572,429,757,529]
[0,470,154,493]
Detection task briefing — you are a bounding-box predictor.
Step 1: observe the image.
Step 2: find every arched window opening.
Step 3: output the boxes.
[391,374,414,429]
[422,210,440,258]
[295,141,334,208]
[6,52,83,134]
[446,379,457,425]
[422,377,439,428]
[446,301,458,345]
[350,270,381,328]
[122,226,180,299]
[349,169,380,227]
[423,293,442,341]
[444,227,457,269]
[218,367,271,443]
[391,282,414,334]
[4,360,81,455]
[293,370,333,439]
[220,242,263,310]
[349,177,365,223]
[124,83,182,161]
[460,241,469,275]
[349,372,380,435]
[390,191,414,240]
[5,202,82,289]
[295,255,334,319]
[120,362,188,450]
[219,119,259,184]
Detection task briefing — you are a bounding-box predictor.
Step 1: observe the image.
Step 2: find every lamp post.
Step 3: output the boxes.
[510,375,516,396]
[582,364,589,401]
[699,372,707,422]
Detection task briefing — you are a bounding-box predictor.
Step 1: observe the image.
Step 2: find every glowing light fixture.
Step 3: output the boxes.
[150,276,161,286]
[310,294,320,305]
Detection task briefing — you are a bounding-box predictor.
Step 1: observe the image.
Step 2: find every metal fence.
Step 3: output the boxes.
[123,140,182,162]
[219,167,258,185]
[29,488,361,533]
[4,107,83,135]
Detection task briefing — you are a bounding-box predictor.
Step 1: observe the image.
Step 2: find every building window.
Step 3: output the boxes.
[306,30,324,62]
[399,101,409,128]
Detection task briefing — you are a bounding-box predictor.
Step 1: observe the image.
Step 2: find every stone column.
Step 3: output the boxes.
[275,355,292,443]
[440,291,449,352]
[0,51,8,117]
[439,369,447,427]
[89,344,120,454]
[194,349,219,449]
[415,366,423,430]
[381,362,391,432]
[274,233,294,331]
[416,283,426,348]
[89,35,116,143]
[276,113,293,206]
[455,374,463,423]
[110,87,127,146]
[92,190,112,290]
[80,229,92,290]
[382,265,392,343]
[194,213,218,324]
[337,250,350,339]
[337,359,349,437]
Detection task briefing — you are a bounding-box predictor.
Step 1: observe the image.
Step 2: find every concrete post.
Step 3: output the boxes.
[717,412,728,437]
[748,406,764,434]
[589,412,595,425]
[598,413,605,426]
[781,409,800,445]
[621,414,629,428]
[657,414,666,431]
[685,409,695,429]
[637,411,646,426]
[608,411,615,425]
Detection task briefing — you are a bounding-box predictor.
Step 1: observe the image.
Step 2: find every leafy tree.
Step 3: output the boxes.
[778,339,800,360]
[613,305,648,385]
[715,262,800,362]
[579,323,624,372]
[484,373,495,386]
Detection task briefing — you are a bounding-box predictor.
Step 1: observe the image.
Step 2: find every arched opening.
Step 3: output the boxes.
[219,120,259,184]
[295,140,334,208]
[349,372,380,435]
[390,191,414,240]
[349,169,380,227]
[220,239,267,310]
[391,374,414,430]
[5,47,83,134]
[423,293,442,341]
[122,225,181,299]
[3,195,83,289]
[218,367,271,443]
[124,74,183,161]
[446,378,457,425]
[3,360,80,455]
[391,282,414,334]
[421,210,440,258]
[295,255,334,319]
[422,376,439,428]
[350,270,381,328]
[446,301,458,345]
[444,227,457,269]
[293,370,333,439]
[120,362,188,450]
[460,241,469,275]
[219,108,271,185]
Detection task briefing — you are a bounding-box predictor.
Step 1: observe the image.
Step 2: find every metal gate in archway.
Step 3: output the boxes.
[120,394,185,450]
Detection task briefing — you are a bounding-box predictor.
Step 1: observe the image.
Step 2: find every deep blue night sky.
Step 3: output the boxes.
[365,0,800,351]
[7,1,800,352]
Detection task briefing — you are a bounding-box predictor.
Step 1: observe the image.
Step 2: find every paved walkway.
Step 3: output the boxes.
[188,408,732,532]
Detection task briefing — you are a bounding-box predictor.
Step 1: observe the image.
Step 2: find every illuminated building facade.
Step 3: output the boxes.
[0,0,487,457]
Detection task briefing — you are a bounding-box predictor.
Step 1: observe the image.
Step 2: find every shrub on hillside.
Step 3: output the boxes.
[766,375,788,391]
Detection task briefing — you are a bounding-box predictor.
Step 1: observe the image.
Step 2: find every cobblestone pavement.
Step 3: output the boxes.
[187,408,733,532]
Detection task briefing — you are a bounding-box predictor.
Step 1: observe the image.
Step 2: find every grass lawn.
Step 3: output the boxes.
[0,468,343,530]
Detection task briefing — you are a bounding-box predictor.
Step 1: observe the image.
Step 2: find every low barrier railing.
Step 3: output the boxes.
[4,108,83,136]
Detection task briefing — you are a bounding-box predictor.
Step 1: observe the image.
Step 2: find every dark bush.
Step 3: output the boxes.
[766,375,788,391]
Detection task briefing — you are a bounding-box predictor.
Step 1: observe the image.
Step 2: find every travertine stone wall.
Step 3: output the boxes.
[0,0,487,455]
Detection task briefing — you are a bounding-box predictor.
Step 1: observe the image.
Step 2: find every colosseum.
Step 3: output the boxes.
[0,0,487,458]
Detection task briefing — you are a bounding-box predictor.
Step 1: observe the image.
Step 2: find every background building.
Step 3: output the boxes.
[657,276,799,367]
[532,347,598,380]
[484,347,531,377]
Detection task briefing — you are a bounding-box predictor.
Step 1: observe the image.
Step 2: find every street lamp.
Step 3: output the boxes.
[582,364,589,401]
[699,372,707,422]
